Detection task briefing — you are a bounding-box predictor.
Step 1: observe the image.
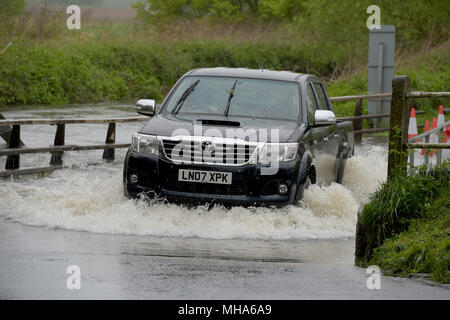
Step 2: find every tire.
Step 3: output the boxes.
[336,152,345,184]
[294,171,313,203]
[304,174,312,190]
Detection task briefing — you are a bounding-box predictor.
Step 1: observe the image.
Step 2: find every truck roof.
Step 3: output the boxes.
[188,67,306,82]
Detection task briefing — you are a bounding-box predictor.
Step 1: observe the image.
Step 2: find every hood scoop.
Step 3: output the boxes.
[195,119,242,127]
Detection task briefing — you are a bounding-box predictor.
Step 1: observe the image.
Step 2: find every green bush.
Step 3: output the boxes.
[0,44,128,105]
[0,40,338,106]
[134,0,304,21]
[1,36,449,108]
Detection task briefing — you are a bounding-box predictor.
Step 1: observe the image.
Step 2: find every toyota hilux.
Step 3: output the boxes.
[123,67,354,206]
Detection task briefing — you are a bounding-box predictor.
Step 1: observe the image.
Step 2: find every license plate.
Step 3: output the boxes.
[178,169,232,185]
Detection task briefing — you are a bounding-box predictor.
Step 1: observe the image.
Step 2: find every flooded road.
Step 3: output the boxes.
[0,105,448,299]
[1,219,449,299]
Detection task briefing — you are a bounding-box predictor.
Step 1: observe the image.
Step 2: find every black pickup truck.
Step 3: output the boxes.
[124,68,354,206]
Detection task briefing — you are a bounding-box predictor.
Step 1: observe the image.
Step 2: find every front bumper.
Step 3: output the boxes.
[123,151,301,207]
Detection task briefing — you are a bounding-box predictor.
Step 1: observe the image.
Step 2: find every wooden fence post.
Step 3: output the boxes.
[102,122,116,162]
[353,98,363,143]
[50,124,65,166]
[5,125,20,170]
[387,76,410,180]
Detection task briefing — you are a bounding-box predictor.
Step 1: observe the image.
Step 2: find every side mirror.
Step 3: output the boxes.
[135,99,155,117]
[314,110,336,126]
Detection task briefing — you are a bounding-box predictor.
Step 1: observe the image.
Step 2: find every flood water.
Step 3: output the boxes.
[0,104,388,240]
[0,104,448,299]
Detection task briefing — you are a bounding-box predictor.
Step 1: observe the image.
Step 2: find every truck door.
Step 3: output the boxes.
[311,82,339,183]
[306,82,329,185]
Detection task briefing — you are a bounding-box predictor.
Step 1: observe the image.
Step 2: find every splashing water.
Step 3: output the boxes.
[0,143,387,240]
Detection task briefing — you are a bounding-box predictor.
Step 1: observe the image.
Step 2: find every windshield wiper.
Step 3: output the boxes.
[224,80,238,117]
[172,79,200,115]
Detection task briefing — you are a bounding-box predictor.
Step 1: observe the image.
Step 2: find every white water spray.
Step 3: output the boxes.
[0,143,387,240]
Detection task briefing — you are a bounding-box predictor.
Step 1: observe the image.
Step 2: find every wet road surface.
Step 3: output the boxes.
[1,219,448,299]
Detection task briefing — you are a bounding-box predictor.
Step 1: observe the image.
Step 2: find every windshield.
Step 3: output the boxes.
[165,76,300,120]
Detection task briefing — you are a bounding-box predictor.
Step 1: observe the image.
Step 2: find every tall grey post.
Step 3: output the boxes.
[368,25,395,128]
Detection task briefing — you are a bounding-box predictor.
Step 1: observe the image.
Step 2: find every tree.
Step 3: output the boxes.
[134,0,304,22]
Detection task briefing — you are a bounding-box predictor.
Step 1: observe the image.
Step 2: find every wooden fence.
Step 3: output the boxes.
[0,117,147,177]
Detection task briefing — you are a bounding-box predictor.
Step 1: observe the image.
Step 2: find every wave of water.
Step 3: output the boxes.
[0,145,387,240]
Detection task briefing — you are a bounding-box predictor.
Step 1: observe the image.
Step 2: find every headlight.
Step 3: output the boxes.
[258,143,298,164]
[131,133,159,156]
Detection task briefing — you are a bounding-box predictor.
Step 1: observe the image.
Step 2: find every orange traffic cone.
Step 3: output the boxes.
[408,108,418,140]
[421,120,430,155]
[430,117,438,155]
[437,105,447,143]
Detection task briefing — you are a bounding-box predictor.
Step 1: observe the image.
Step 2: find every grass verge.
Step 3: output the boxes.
[356,161,450,283]
[370,194,449,283]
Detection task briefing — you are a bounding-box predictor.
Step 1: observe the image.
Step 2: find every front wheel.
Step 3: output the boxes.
[294,171,313,204]
[336,152,346,184]
[304,175,312,190]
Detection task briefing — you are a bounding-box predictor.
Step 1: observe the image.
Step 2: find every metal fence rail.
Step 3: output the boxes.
[387,76,450,179]
[408,119,450,166]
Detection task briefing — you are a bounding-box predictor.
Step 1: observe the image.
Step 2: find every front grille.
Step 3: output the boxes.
[161,139,257,166]
[161,174,248,195]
